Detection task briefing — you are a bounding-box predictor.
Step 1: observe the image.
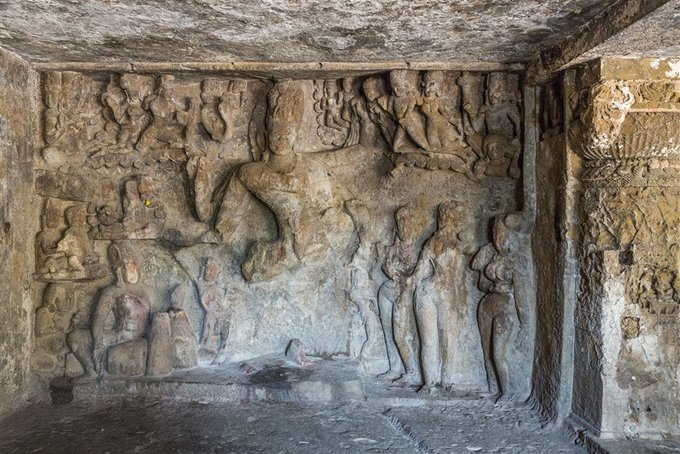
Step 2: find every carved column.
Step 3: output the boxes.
[568,59,680,439]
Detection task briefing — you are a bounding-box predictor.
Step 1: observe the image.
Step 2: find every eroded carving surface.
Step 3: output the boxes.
[30,69,532,400]
[570,69,680,437]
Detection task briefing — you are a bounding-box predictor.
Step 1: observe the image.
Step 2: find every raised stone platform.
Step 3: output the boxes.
[71,356,486,408]
[73,356,365,404]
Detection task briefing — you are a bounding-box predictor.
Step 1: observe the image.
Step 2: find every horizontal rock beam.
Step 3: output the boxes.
[30,60,525,78]
[526,0,673,83]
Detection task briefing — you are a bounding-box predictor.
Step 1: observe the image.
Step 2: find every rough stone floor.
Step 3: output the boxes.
[0,398,583,454]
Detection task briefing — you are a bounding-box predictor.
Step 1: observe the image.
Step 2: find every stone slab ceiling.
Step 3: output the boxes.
[579,0,680,60]
[0,0,637,64]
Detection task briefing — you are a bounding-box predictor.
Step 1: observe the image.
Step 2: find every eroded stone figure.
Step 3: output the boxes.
[200,78,241,143]
[314,79,350,147]
[390,70,429,154]
[55,206,99,274]
[476,73,522,178]
[94,175,166,239]
[137,75,191,152]
[420,70,476,175]
[363,76,396,148]
[196,257,231,363]
[471,212,531,400]
[346,200,385,360]
[38,204,104,281]
[116,74,153,150]
[377,206,426,385]
[35,199,66,275]
[42,71,92,162]
[214,80,335,282]
[318,77,373,148]
[91,244,150,375]
[412,201,470,392]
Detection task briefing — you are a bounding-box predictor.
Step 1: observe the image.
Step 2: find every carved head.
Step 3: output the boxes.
[423,71,445,98]
[266,81,306,156]
[390,70,420,97]
[109,244,140,285]
[44,72,62,107]
[159,74,175,90]
[487,73,507,106]
[136,176,154,200]
[120,74,154,102]
[363,76,388,102]
[323,80,339,98]
[64,206,87,228]
[201,257,221,283]
[201,79,220,103]
[229,79,248,93]
[395,206,423,242]
[492,214,511,253]
[341,77,355,94]
[43,199,62,229]
[437,201,462,229]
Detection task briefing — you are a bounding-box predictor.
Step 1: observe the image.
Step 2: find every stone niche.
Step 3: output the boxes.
[568,61,680,438]
[31,69,535,398]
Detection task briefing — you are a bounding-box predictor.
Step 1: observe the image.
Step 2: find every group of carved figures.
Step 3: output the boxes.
[35,240,252,378]
[42,70,521,181]
[315,70,522,179]
[349,202,532,399]
[42,71,257,171]
[34,74,530,398]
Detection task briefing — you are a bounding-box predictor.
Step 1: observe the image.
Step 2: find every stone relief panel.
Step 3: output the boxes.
[570,69,680,437]
[31,69,531,398]
[361,70,522,179]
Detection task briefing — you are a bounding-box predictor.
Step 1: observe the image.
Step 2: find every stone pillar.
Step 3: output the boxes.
[568,58,680,439]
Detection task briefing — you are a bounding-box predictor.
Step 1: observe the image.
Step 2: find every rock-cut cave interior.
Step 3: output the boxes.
[0,1,679,453]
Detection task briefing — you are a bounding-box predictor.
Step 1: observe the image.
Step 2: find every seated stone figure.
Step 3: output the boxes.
[39,205,106,281]
[214,80,336,282]
[91,244,151,375]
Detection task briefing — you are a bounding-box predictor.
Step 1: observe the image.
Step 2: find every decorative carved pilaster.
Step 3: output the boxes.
[569,66,680,438]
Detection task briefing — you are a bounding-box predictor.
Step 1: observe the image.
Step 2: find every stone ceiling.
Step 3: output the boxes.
[0,0,650,65]
[578,0,680,61]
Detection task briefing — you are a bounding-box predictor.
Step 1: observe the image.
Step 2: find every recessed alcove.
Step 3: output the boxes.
[0,1,679,453]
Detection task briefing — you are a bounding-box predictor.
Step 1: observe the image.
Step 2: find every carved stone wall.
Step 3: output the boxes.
[0,48,40,418]
[569,63,680,438]
[29,69,534,397]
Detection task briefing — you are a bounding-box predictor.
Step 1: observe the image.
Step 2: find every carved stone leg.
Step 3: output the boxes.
[377,280,404,379]
[393,287,421,385]
[491,298,515,401]
[477,296,498,396]
[66,329,95,378]
[415,288,440,388]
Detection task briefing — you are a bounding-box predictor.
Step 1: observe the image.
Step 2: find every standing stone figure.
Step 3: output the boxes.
[196,257,230,363]
[91,244,151,375]
[346,200,384,360]
[390,70,429,154]
[363,76,396,148]
[471,212,531,400]
[378,206,425,385]
[412,201,470,393]
[477,73,522,178]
